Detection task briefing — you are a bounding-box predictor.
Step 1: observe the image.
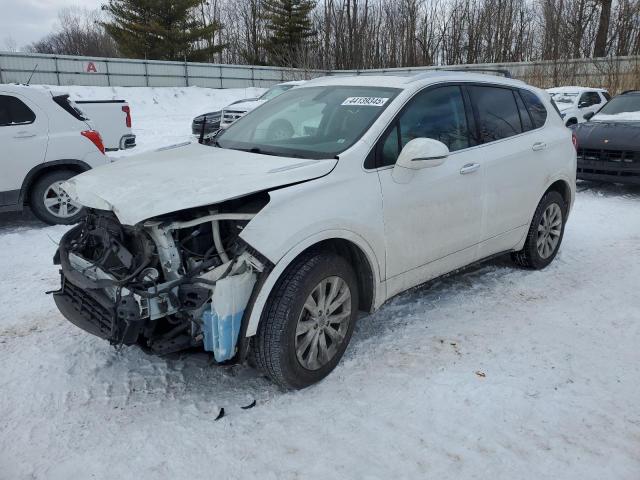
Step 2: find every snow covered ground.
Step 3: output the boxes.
[1,87,640,479]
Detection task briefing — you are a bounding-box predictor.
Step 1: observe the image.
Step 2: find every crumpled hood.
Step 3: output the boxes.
[573,121,640,151]
[63,142,337,225]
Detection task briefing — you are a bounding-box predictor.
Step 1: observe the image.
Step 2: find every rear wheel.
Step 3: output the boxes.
[30,170,84,225]
[512,191,567,269]
[253,251,359,389]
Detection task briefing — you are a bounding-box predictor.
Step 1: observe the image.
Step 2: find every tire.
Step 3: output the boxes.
[29,169,85,225]
[512,191,567,269]
[253,251,359,389]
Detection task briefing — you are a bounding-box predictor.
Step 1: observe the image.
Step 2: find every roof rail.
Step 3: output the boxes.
[434,67,512,78]
[411,67,512,80]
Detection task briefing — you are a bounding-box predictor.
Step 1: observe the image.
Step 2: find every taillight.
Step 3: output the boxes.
[81,130,105,154]
[122,105,132,128]
[572,133,578,151]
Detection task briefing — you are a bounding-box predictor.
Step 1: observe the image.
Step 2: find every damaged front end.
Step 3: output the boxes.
[52,199,269,361]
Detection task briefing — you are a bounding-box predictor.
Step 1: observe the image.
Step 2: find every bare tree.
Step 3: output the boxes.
[27,8,119,57]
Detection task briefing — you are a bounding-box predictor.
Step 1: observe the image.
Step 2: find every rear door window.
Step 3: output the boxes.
[0,95,36,126]
[520,89,548,129]
[468,86,522,142]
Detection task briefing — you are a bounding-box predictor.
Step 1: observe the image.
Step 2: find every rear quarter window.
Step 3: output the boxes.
[53,94,88,121]
[520,89,548,128]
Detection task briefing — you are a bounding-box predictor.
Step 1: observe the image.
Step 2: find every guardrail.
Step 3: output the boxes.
[0,51,321,88]
[1,51,638,92]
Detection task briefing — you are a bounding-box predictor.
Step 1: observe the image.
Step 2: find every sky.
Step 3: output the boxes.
[0,0,103,50]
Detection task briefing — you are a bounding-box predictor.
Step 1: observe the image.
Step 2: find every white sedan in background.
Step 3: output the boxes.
[547,86,610,126]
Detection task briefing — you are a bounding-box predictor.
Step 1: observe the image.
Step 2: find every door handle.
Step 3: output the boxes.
[532,142,547,151]
[13,131,36,138]
[459,163,480,175]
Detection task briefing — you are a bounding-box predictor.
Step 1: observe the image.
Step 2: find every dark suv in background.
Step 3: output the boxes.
[573,90,640,185]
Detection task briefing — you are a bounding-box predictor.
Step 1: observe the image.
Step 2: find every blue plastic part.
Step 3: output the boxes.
[202,308,244,362]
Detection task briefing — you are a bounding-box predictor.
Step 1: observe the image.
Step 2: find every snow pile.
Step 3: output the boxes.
[1,185,640,479]
[35,85,266,155]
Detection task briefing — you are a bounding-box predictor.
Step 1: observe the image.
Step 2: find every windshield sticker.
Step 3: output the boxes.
[341,96,389,107]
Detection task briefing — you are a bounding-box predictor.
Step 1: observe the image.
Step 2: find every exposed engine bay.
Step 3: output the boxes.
[52,194,270,361]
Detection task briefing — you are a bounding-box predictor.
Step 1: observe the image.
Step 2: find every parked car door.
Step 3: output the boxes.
[467,85,552,257]
[0,94,48,198]
[376,85,483,283]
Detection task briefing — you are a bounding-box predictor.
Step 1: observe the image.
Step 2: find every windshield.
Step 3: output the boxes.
[217,86,401,159]
[593,95,640,120]
[259,85,294,101]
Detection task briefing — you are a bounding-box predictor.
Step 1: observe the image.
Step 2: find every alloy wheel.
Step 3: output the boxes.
[295,276,352,371]
[536,203,562,259]
[43,181,81,219]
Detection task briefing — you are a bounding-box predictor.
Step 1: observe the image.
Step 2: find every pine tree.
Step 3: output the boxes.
[102,0,224,61]
[262,0,316,66]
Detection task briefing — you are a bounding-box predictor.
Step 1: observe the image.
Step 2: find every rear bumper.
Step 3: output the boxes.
[120,134,136,150]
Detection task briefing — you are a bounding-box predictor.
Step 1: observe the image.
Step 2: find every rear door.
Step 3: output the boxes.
[464,84,542,255]
[0,93,48,199]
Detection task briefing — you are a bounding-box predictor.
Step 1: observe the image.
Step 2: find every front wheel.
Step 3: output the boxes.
[30,170,85,225]
[253,251,359,389]
[512,191,567,269]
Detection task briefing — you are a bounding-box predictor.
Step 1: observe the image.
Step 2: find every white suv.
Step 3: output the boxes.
[54,72,576,389]
[0,84,109,224]
[547,86,610,126]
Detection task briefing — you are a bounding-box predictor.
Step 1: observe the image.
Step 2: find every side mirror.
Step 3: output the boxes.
[395,138,449,170]
[583,111,595,121]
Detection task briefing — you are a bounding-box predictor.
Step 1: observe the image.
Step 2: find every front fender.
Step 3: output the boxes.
[243,229,385,337]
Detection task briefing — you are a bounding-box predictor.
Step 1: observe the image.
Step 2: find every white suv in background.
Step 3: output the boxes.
[547,86,610,126]
[0,84,109,224]
[54,72,575,389]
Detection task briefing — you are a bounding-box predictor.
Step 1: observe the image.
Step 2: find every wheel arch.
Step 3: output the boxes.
[19,160,91,206]
[516,177,574,252]
[545,178,572,212]
[243,230,384,339]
